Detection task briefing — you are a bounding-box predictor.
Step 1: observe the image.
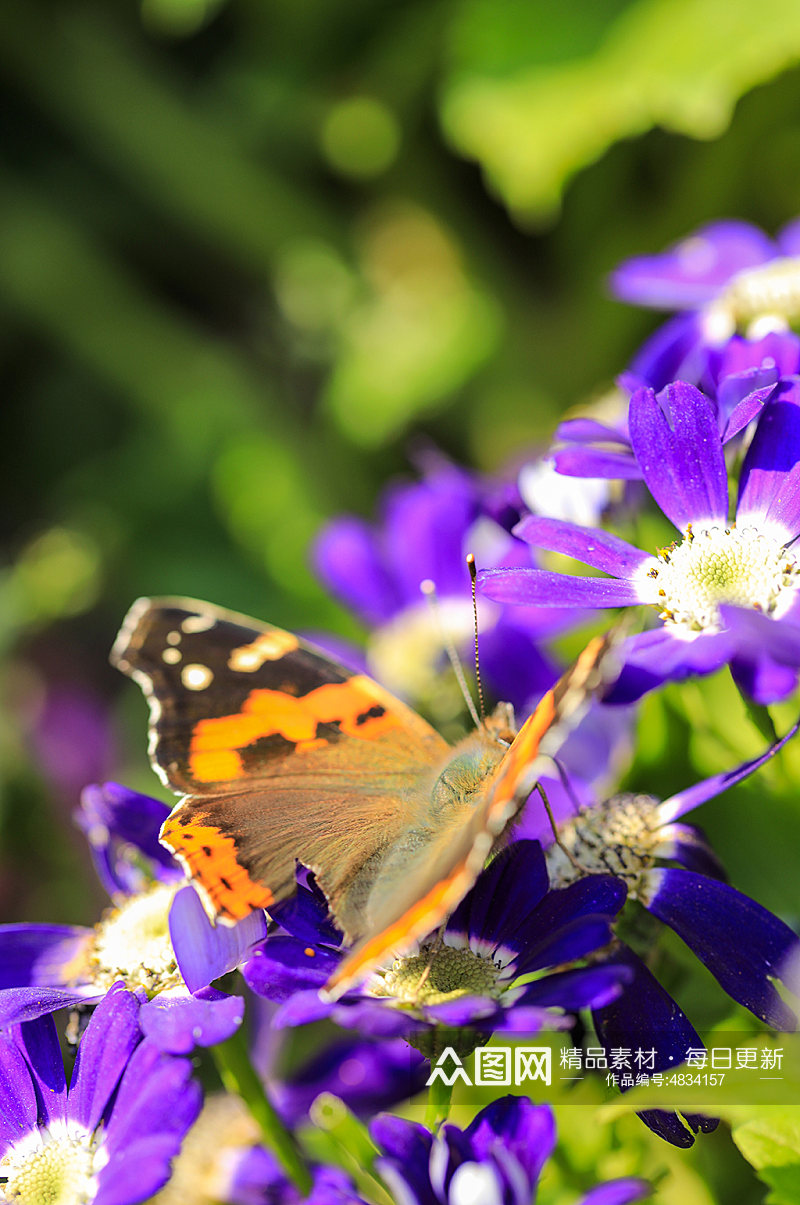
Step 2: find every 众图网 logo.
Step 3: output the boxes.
[425,1046,552,1087]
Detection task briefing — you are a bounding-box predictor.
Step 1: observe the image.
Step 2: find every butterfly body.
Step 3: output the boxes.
[112,597,613,997]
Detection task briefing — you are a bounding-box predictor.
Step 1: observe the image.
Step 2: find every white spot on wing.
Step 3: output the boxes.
[162,647,182,664]
[181,663,214,691]
[166,630,181,645]
[182,614,216,634]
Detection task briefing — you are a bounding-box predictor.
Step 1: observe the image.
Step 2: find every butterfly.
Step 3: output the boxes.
[111,597,617,1000]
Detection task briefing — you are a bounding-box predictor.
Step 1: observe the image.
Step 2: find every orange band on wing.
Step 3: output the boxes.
[161,812,274,921]
[188,677,403,783]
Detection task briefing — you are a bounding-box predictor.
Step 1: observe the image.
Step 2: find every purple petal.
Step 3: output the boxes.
[140,989,244,1054]
[382,468,478,602]
[269,880,343,950]
[0,924,93,989]
[272,989,336,1029]
[553,447,643,480]
[646,869,799,1029]
[101,1041,201,1155]
[777,217,800,256]
[629,384,729,528]
[660,719,799,822]
[93,1135,188,1205]
[243,938,338,1001]
[0,985,101,1026]
[422,996,500,1027]
[610,221,775,308]
[372,1115,436,1205]
[737,381,800,533]
[313,516,399,625]
[16,1012,67,1130]
[606,627,734,704]
[556,418,629,445]
[477,618,560,716]
[77,783,179,896]
[329,999,424,1038]
[69,984,142,1130]
[719,382,774,443]
[478,567,642,608]
[654,824,727,881]
[626,313,706,392]
[579,1179,653,1205]
[514,516,651,578]
[729,651,800,705]
[275,1038,426,1126]
[169,885,267,993]
[467,1097,556,1190]
[0,1032,38,1153]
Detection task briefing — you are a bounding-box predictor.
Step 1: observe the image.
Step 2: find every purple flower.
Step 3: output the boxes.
[243,842,628,1038]
[0,783,262,1049]
[313,460,576,717]
[0,982,202,1205]
[371,1096,651,1205]
[609,219,800,392]
[533,719,800,1145]
[480,380,800,704]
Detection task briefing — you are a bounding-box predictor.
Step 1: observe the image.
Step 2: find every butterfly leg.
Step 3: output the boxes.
[409,923,447,1003]
[534,781,596,878]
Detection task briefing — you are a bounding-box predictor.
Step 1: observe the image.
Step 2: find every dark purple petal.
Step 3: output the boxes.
[101,1040,202,1154]
[722,604,800,667]
[606,627,734,703]
[0,924,93,989]
[514,516,651,577]
[243,938,339,1001]
[169,885,267,993]
[446,841,549,952]
[592,945,716,1148]
[610,222,775,308]
[491,1006,563,1033]
[478,568,642,608]
[16,1012,67,1130]
[737,380,800,532]
[729,651,800,705]
[514,875,626,974]
[645,869,799,1029]
[579,1178,653,1205]
[328,1000,424,1038]
[275,1038,426,1125]
[77,783,179,896]
[269,880,343,950]
[69,984,142,1130]
[271,989,336,1029]
[629,384,729,528]
[140,989,245,1053]
[422,996,500,1027]
[372,1115,437,1205]
[553,447,642,480]
[93,1135,188,1205]
[467,1097,555,1192]
[313,516,400,625]
[0,1028,40,1152]
[0,985,101,1026]
[659,720,799,822]
[519,964,629,1011]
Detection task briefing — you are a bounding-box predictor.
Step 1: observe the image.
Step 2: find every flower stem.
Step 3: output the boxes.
[213,1028,312,1195]
[424,1072,454,1131]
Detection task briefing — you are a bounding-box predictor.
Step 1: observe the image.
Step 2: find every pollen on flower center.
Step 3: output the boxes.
[372,942,500,1006]
[0,1127,97,1205]
[641,524,799,633]
[546,793,661,897]
[85,880,185,995]
[712,256,800,335]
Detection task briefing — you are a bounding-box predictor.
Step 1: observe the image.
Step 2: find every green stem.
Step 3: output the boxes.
[213,1028,312,1195]
[740,693,778,744]
[424,1072,454,1131]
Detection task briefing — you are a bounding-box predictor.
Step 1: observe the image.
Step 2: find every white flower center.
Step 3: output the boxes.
[641,524,800,634]
[546,793,661,899]
[84,881,185,995]
[367,598,475,714]
[370,941,501,1006]
[705,256,800,341]
[0,1125,98,1205]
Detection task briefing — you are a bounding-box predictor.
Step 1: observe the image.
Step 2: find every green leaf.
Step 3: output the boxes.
[731,1110,800,1205]
[441,0,800,219]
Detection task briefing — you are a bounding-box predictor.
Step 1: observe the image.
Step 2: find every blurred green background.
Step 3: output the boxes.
[4,1,800,1199]
[4,0,800,921]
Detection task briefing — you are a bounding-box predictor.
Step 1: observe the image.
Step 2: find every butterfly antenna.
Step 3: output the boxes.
[466,554,487,726]
[420,579,482,730]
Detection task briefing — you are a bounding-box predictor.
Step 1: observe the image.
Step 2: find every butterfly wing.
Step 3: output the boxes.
[324,631,617,998]
[111,598,449,933]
